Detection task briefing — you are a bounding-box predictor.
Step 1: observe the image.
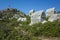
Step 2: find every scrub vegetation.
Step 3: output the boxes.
[0,8,60,40]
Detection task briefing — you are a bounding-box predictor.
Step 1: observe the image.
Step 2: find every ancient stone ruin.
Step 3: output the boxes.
[29,8,60,25]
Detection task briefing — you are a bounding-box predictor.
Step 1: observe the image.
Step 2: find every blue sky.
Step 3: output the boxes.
[0,0,60,14]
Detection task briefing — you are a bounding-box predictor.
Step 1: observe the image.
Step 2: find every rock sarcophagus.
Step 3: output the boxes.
[30,10,45,25]
[46,8,60,22]
[48,14,60,22]
[46,8,56,17]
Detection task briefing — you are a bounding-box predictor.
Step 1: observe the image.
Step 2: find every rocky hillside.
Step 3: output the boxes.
[0,8,27,20]
[0,8,60,40]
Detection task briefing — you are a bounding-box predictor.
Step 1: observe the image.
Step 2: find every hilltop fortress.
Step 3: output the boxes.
[29,8,60,25]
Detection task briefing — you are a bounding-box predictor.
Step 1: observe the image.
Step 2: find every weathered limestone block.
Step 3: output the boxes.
[48,14,60,22]
[29,9,35,16]
[46,8,56,17]
[17,17,26,21]
[30,10,45,25]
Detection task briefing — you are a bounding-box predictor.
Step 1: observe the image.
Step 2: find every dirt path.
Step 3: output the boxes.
[38,37,60,40]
